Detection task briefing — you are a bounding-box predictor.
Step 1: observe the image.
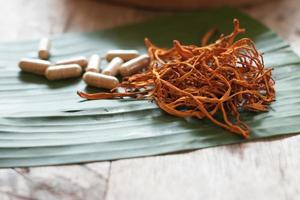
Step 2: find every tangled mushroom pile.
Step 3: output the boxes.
[78,19,275,138]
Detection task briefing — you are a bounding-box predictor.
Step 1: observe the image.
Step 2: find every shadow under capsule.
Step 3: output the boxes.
[18,71,82,89]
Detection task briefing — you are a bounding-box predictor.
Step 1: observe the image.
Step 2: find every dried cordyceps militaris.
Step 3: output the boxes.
[78,19,275,138]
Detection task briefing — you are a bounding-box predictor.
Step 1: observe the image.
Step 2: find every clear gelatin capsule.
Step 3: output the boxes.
[119,54,150,76]
[86,54,101,73]
[18,58,51,75]
[105,50,139,62]
[102,57,124,76]
[38,38,51,60]
[55,56,88,68]
[83,71,119,89]
[45,64,82,80]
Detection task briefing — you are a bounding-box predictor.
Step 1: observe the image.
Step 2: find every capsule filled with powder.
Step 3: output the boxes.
[86,54,101,73]
[55,56,88,69]
[119,54,150,76]
[102,57,123,76]
[83,71,119,89]
[38,38,51,60]
[106,50,139,62]
[19,58,51,75]
[45,64,82,80]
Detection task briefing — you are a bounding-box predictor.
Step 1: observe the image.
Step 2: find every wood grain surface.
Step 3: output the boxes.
[0,0,299,199]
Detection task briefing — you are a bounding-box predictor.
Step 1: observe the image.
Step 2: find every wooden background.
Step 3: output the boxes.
[0,0,299,199]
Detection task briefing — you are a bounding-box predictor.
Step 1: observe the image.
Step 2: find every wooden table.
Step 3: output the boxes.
[0,0,299,199]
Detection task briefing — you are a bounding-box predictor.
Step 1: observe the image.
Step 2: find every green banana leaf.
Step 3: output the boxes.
[0,7,299,167]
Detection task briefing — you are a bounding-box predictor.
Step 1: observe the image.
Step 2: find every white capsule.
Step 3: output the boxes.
[55,56,88,69]
[106,50,139,62]
[83,71,119,89]
[102,57,124,76]
[19,58,51,75]
[38,38,51,60]
[119,54,150,76]
[45,64,82,80]
[86,54,101,73]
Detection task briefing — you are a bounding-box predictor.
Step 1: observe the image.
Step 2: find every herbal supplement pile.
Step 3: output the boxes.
[19,19,275,138]
[78,19,276,138]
